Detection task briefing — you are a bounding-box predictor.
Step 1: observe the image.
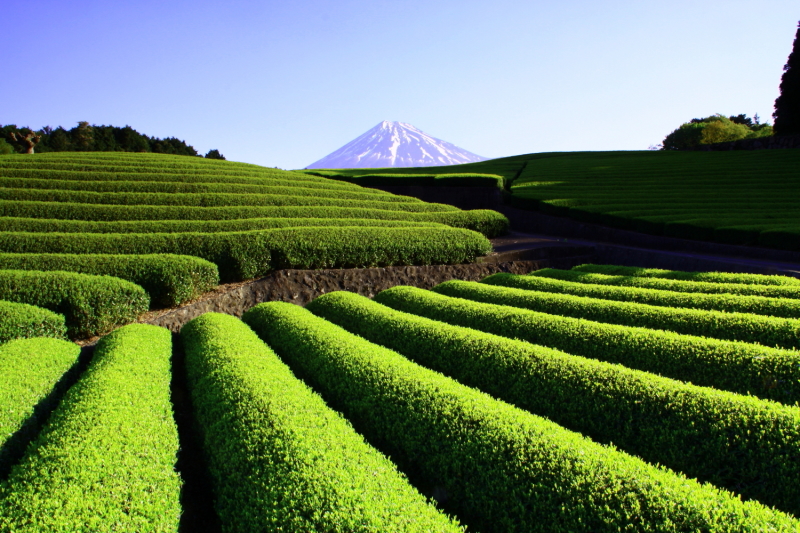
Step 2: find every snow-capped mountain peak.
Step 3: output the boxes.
[306,121,486,169]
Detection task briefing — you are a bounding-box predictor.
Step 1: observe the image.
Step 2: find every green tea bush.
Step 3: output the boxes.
[0,187,456,212]
[374,286,800,405]
[0,270,149,338]
[0,201,507,237]
[243,301,799,533]
[0,176,415,201]
[485,272,800,318]
[0,227,491,282]
[571,264,800,287]
[0,337,79,475]
[308,291,800,515]
[0,253,218,307]
[0,300,67,343]
[0,324,181,532]
[316,172,504,188]
[435,279,800,348]
[181,312,463,532]
[0,216,446,234]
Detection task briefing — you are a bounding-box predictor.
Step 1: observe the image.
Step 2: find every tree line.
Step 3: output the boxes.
[0,122,224,159]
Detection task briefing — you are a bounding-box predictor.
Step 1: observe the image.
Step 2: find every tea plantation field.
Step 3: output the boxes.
[307,149,800,251]
[2,264,800,531]
[0,151,507,339]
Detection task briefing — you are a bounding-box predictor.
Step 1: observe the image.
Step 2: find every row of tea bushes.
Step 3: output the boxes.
[545,265,800,295]
[0,201,508,237]
[0,300,67,343]
[0,227,492,282]
[306,291,800,515]
[483,272,800,318]
[0,270,149,338]
[0,337,80,476]
[0,187,457,212]
[0,324,181,532]
[374,286,800,405]
[242,301,798,532]
[0,253,218,307]
[435,279,800,349]
[181,312,463,532]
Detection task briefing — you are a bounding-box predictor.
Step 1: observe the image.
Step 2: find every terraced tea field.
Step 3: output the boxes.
[309,149,800,251]
[3,264,800,531]
[0,151,506,339]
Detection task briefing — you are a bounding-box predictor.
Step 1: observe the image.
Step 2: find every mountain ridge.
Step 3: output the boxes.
[307,121,487,169]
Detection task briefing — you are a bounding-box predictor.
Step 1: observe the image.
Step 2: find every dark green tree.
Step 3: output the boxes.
[204,149,226,160]
[773,21,800,136]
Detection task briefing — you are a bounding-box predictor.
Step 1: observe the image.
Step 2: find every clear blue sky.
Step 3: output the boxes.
[2,1,797,169]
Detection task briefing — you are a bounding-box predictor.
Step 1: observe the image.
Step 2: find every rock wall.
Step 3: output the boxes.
[147,257,587,332]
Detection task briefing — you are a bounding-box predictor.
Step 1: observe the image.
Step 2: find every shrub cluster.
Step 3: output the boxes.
[0,300,67,343]
[0,253,218,307]
[0,227,491,282]
[307,291,800,515]
[572,263,800,288]
[484,272,800,318]
[0,337,80,476]
[243,301,799,532]
[374,286,800,405]
[0,324,181,531]
[0,201,508,237]
[435,279,800,349]
[311,172,505,188]
[181,312,463,532]
[0,270,149,338]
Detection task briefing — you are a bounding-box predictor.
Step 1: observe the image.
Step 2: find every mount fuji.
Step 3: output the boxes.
[306,121,487,169]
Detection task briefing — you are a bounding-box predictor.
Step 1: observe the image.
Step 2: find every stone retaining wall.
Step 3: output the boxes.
[147,256,588,332]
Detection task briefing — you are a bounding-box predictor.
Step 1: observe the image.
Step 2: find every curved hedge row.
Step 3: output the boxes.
[0,324,181,532]
[243,301,799,533]
[0,253,218,307]
[307,291,800,515]
[483,272,800,318]
[0,201,508,237]
[0,337,80,476]
[0,270,149,338]
[435,280,800,349]
[572,264,800,287]
[373,286,800,405]
[0,188,456,212]
[308,171,505,188]
[0,176,413,201]
[0,300,67,344]
[0,227,492,282]
[0,216,446,234]
[181,312,463,532]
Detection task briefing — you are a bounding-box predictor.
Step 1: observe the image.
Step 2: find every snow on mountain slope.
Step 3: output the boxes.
[306,121,487,169]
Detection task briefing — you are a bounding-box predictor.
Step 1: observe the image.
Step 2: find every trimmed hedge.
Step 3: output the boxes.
[0,227,492,282]
[0,176,415,201]
[0,216,446,234]
[434,279,800,349]
[307,291,800,515]
[0,201,509,237]
[311,172,505,188]
[484,272,800,318]
[181,312,463,532]
[243,301,799,533]
[0,187,457,212]
[0,337,80,476]
[0,324,181,532]
[572,263,800,287]
[0,270,149,338]
[374,286,800,405]
[0,253,218,307]
[0,300,67,343]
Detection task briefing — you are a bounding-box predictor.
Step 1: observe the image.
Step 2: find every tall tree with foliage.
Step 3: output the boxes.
[661,114,772,150]
[773,21,800,136]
